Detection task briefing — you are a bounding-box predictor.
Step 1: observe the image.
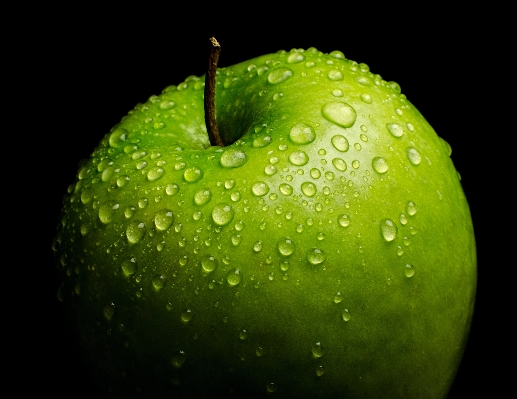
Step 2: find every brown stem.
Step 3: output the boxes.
[205,37,224,147]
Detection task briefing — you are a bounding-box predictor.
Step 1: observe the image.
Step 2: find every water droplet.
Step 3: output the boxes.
[332,89,343,97]
[109,128,128,148]
[253,133,272,148]
[98,201,119,224]
[252,181,270,196]
[338,214,350,227]
[372,157,389,174]
[226,269,242,286]
[194,189,212,206]
[184,166,203,182]
[152,275,166,290]
[289,124,316,144]
[289,150,309,166]
[331,135,349,152]
[312,342,325,358]
[330,50,345,59]
[333,292,343,303]
[211,204,234,226]
[256,347,264,357]
[405,264,415,278]
[332,158,347,172]
[287,52,305,63]
[220,148,248,168]
[147,167,165,181]
[407,147,421,165]
[239,329,248,340]
[301,182,317,197]
[328,70,344,80]
[322,102,357,128]
[307,248,326,265]
[159,100,175,110]
[341,309,351,322]
[279,183,293,195]
[317,232,325,241]
[386,123,404,138]
[406,201,417,216]
[253,241,263,252]
[399,213,408,225]
[138,198,148,209]
[277,237,295,256]
[103,303,115,320]
[171,350,186,368]
[201,255,218,274]
[166,184,179,196]
[380,219,398,242]
[360,93,372,104]
[268,67,294,84]
[181,309,192,323]
[310,168,321,179]
[316,365,325,377]
[154,210,174,231]
[231,234,242,246]
[266,383,277,393]
[351,160,360,169]
[126,221,146,243]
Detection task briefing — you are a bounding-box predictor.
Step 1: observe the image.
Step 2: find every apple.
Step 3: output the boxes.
[52,43,476,398]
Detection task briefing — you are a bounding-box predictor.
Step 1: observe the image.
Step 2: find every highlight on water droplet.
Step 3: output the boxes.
[288,150,309,166]
[154,210,174,231]
[322,102,357,128]
[121,257,137,277]
[372,156,389,174]
[171,350,186,368]
[226,268,243,286]
[268,67,294,84]
[301,181,317,197]
[380,219,398,242]
[184,166,203,182]
[331,135,349,152]
[407,147,422,165]
[126,221,146,243]
[289,123,316,144]
[277,237,295,256]
[252,181,270,196]
[386,123,404,138]
[220,148,248,168]
[194,189,212,206]
[311,342,325,358]
[405,264,415,278]
[406,201,417,216]
[201,255,218,274]
[211,203,234,226]
[307,248,326,265]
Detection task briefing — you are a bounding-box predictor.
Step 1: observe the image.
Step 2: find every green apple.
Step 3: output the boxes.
[53,45,476,398]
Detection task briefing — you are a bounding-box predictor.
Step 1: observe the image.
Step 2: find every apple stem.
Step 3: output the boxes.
[205,37,224,147]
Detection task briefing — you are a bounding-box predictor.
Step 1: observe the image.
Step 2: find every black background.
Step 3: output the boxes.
[22,7,501,398]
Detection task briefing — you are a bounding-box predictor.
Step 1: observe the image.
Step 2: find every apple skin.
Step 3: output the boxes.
[53,47,476,398]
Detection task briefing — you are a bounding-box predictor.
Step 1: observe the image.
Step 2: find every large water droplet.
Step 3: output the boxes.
[252,181,270,196]
[147,167,165,181]
[126,221,146,243]
[386,123,404,138]
[289,150,309,166]
[184,166,203,182]
[121,257,137,277]
[328,70,344,81]
[201,255,218,274]
[307,248,326,265]
[372,157,389,174]
[279,183,293,195]
[301,182,317,197]
[211,203,234,226]
[98,201,119,224]
[407,147,422,165]
[287,52,305,63]
[277,237,295,256]
[289,124,316,144]
[268,67,294,84]
[312,342,325,358]
[109,128,128,148]
[220,148,248,168]
[380,219,398,242]
[406,201,417,216]
[226,269,242,286]
[322,102,357,128]
[154,210,174,231]
[331,135,349,152]
[194,189,212,206]
[332,158,347,172]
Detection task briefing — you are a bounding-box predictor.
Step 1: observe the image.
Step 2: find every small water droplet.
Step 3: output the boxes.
[372,157,389,174]
[268,67,294,84]
[399,213,408,225]
[147,167,165,181]
[98,201,119,224]
[332,158,347,172]
[341,309,351,322]
[212,204,234,226]
[171,350,186,368]
[288,150,309,166]
[253,241,263,252]
[328,70,344,81]
[301,182,317,197]
[231,234,242,246]
[360,93,372,104]
[380,219,398,242]
[226,269,242,286]
[103,303,115,320]
[252,181,270,196]
[331,135,349,152]
[181,309,192,323]
[407,147,422,165]
[239,329,248,340]
[310,168,321,179]
[266,382,277,393]
[333,292,343,303]
[184,166,203,182]
[154,210,174,231]
[277,237,295,256]
[405,264,415,278]
[287,52,305,63]
[338,214,350,227]
[316,365,325,377]
[220,148,248,168]
[307,248,326,265]
[279,183,293,195]
[194,189,212,206]
[126,221,146,243]
[201,255,218,274]
[386,123,404,138]
[109,128,128,148]
[322,102,357,128]
[152,275,166,290]
[406,201,417,216]
[166,183,179,196]
[312,342,325,358]
[289,124,316,144]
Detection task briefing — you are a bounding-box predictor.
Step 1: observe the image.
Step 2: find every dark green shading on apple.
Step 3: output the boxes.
[53,42,476,398]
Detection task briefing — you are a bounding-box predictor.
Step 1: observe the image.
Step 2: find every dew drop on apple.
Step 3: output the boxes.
[360,93,373,104]
[386,123,404,138]
[220,148,248,168]
[380,219,398,242]
[239,329,248,340]
[287,52,305,63]
[328,70,344,81]
[289,150,309,166]
[194,189,212,206]
[332,158,347,172]
[342,309,351,322]
[406,201,417,216]
[183,166,203,182]
[80,188,93,204]
[253,241,263,252]
[279,183,293,195]
[311,342,325,358]
[201,255,218,274]
[333,292,343,303]
[152,275,166,291]
[268,67,294,84]
[307,248,326,265]
[372,157,389,174]
[98,201,119,224]
[103,303,115,321]
[138,198,148,209]
[407,147,422,165]
[399,213,408,225]
[331,135,349,152]
[265,165,277,175]
[252,133,272,148]
[126,221,146,244]
[171,350,186,368]
[116,175,130,187]
[277,237,295,256]
[121,257,137,277]
[405,264,415,278]
[266,383,277,393]
[154,210,174,231]
[226,268,242,286]
[289,123,316,144]
[181,309,192,323]
[108,128,128,148]
[166,183,179,196]
[310,168,321,179]
[211,203,234,226]
[147,167,165,181]
[301,181,317,197]
[322,102,357,128]
[252,181,270,196]
[338,214,350,227]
